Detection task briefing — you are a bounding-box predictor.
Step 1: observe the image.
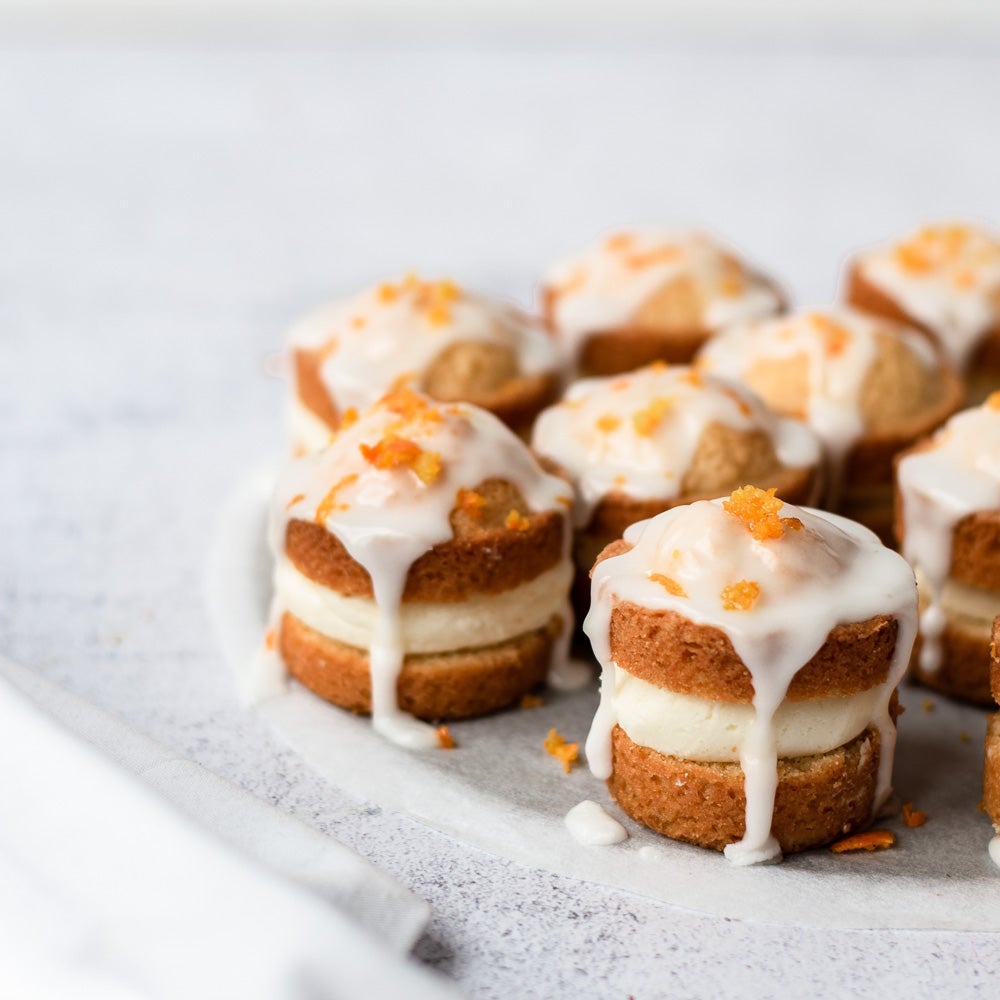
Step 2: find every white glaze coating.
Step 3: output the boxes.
[855,223,1000,370]
[543,227,781,359]
[697,307,939,492]
[564,800,629,846]
[271,391,572,748]
[531,364,819,526]
[288,275,560,422]
[990,836,1000,869]
[583,493,917,865]
[897,396,1000,673]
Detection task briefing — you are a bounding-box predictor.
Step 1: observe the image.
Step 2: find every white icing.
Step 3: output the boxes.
[531,364,819,526]
[288,277,560,420]
[897,399,1000,673]
[544,228,781,360]
[613,667,884,763]
[271,393,572,748]
[547,656,594,693]
[583,496,917,865]
[565,800,629,846]
[990,836,1000,869]
[697,307,938,499]
[274,558,572,654]
[856,224,1000,370]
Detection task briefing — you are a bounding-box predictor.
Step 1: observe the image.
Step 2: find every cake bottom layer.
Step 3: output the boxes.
[607,724,881,854]
[280,611,560,721]
[985,713,1000,829]
[912,620,995,705]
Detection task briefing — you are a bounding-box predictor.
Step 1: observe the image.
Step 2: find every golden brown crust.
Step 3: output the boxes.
[608,603,898,703]
[910,620,997,706]
[985,713,1000,828]
[992,616,1000,704]
[607,724,880,853]
[279,611,557,721]
[285,477,567,601]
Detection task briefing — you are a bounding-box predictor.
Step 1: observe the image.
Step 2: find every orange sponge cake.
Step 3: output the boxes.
[584,486,917,864]
[895,394,1000,704]
[845,222,1000,400]
[287,275,562,452]
[696,307,963,541]
[542,228,783,376]
[270,390,574,746]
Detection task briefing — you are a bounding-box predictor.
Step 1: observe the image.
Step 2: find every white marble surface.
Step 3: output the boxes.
[3,40,999,997]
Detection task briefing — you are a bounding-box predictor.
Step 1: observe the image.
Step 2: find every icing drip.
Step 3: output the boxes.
[565,800,629,846]
[271,391,572,748]
[583,491,917,865]
[531,363,819,526]
[897,395,1000,673]
[289,275,560,417]
[990,836,1000,869]
[544,228,781,361]
[857,223,1000,370]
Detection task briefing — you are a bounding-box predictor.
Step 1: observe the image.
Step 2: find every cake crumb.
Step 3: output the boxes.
[436,725,456,750]
[922,698,935,712]
[959,730,970,743]
[544,728,579,774]
[830,830,896,853]
[902,802,927,828]
[520,694,543,710]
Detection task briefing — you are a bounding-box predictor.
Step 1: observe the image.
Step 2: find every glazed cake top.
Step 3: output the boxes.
[530,362,818,524]
[288,274,561,414]
[543,227,781,351]
[853,222,1000,368]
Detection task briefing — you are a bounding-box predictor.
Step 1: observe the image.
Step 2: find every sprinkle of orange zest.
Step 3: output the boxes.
[606,232,633,251]
[315,473,359,522]
[681,369,704,388]
[610,378,632,392]
[721,580,761,611]
[632,396,674,436]
[784,517,804,531]
[954,268,976,289]
[377,282,399,303]
[456,488,486,520]
[724,386,752,418]
[520,694,543,710]
[556,494,573,508]
[360,437,442,485]
[285,493,305,510]
[339,407,359,431]
[264,628,277,651]
[554,266,587,298]
[612,474,627,487]
[401,271,420,290]
[723,486,787,541]
[350,316,366,330]
[986,391,1000,411]
[595,413,622,433]
[719,274,744,297]
[829,830,896,854]
[543,728,579,774]
[648,572,687,598]
[432,279,461,303]
[902,802,926,828]
[809,313,852,356]
[426,303,452,328]
[648,359,669,373]
[624,246,681,270]
[505,509,531,532]
[895,244,933,273]
[380,388,430,420]
[436,725,456,750]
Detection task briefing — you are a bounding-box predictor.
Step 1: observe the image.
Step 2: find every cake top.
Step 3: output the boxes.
[288,275,561,414]
[543,227,781,351]
[696,307,945,462]
[853,222,1000,367]
[530,363,819,522]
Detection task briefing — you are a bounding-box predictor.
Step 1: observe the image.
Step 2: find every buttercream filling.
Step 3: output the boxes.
[613,665,883,763]
[915,569,1000,638]
[275,558,573,654]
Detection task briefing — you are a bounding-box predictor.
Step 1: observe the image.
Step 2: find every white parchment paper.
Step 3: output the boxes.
[208,470,1000,931]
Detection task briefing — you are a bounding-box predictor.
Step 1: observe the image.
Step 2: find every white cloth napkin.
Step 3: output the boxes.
[0,657,459,1000]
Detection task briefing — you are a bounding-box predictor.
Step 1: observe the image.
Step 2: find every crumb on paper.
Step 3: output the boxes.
[922,698,935,712]
[520,694,543,710]
[902,802,927,828]
[436,725,456,750]
[829,829,896,854]
[544,728,579,774]
[959,731,970,743]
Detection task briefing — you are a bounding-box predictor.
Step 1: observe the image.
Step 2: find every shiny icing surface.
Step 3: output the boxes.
[897,394,1000,673]
[856,223,1000,369]
[544,227,781,355]
[531,363,819,526]
[564,800,629,846]
[270,391,572,747]
[584,488,917,865]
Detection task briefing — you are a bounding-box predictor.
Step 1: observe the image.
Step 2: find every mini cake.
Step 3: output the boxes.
[269,390,574,746]
[541,228,784,375]
[845,222,1000,399]
[585,486,917,864]
[287,275,562,452]
[530,362,821,589]
[894,394,1000,704]
[984,617,1000,866]
[696,307,963,541]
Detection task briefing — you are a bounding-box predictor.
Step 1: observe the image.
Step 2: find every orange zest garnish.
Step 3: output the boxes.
[605,232,633,251]
[902,802,926,828]
[436,725,456,750]
[377,282,399,303]
[595,413,622,433]
[425,304,452,328]
[456,488,486,520]
[359,436,442,485]
[722,486,787,541]
[720,580,760,611]
[543,728,579,774]
[830,830,896,853]
[350,316,366,330]
[894,244,933,274]
[719,274,744,297]
[264,628,277,651]
[520,694,543,710]
[285,493,305,510]
[648,572,687,598]
[315,473,359,522]
[680,369,704,388]
[624,246,681,270]
[810,313,851,356]
[632,396,674,436]
[338,407,359,431]
[556,494,573,508]
[505,509,531,532]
